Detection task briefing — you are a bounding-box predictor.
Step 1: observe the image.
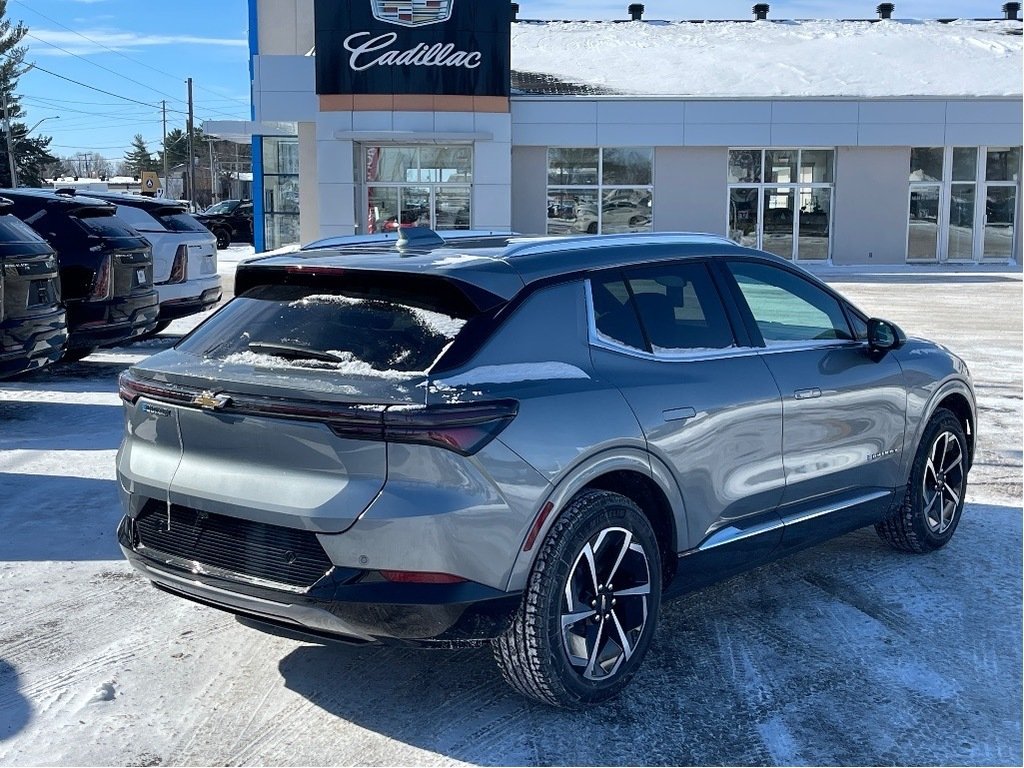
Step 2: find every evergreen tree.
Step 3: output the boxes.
[0,0,58,187]
[161,126,206,170]
[123,134,156,176]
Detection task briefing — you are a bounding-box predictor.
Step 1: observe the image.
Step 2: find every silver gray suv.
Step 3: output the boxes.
[117,230,975,708]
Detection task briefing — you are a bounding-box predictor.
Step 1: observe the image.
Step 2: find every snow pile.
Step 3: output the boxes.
[218,349,425,380]
[511,20,1023,97]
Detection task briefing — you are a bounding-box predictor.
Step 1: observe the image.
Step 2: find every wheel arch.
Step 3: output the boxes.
[902,378,977,485]
[933,390,975,469]
[504,448,687,593]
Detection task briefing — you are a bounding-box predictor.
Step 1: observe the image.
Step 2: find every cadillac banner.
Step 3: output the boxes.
[314,0,511,97]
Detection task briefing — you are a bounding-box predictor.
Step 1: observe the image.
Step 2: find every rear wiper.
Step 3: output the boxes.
[247,341,345,364]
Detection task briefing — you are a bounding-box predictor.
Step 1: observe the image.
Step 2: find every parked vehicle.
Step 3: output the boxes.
[196,200,253,250]
[0,198,67,378]
[117,231,975,708]
[2,189,159,360]
[83,192,222,333]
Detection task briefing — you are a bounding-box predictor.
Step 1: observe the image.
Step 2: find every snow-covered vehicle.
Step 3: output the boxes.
[86,193,222,334]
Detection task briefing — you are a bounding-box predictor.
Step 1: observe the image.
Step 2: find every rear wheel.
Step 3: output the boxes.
[214,228,231,250]
[60,347,95,363]
[493,490,661,708]
[876,408,968,553]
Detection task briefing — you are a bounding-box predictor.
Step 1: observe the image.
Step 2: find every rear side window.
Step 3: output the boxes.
[177,284,473,377]
[115,205,164,232]
[591,262,736,353]
[727,261,853,344]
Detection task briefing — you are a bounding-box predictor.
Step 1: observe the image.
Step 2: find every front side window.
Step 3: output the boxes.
[727,261,852,345]
[591,262,734,354]
[547,147,653,236]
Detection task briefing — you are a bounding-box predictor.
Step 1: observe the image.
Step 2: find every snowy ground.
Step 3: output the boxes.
[0,262,1021,766]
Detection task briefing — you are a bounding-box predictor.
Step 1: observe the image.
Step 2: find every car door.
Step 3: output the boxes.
[719,258,907,550]
[587,260,787,591]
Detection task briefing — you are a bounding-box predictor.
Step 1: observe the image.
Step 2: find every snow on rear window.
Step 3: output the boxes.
[177,284,469,378]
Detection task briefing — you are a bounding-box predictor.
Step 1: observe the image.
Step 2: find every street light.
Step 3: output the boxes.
[6,115,60,187]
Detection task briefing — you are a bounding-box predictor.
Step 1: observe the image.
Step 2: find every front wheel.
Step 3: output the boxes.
[493,490,662,708]
[876,408,969,553]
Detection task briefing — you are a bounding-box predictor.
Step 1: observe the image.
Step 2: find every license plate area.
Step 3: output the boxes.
[27,279,55,308]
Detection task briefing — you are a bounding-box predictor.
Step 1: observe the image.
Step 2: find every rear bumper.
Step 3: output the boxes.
[118,514,520,646]
[0,308,67,378]
[66,290,160,349]
[156,282,223,321]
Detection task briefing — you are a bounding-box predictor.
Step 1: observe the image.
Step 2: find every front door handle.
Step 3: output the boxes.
[794,387,822,400]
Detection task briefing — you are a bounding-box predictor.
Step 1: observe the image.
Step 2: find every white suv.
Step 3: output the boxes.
[90,193,222,332]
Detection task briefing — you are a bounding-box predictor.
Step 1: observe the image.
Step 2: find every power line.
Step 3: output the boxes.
[11,0,252,109]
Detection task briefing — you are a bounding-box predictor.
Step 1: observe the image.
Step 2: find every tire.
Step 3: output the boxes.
[60,346,96,363]
[493,490,662,708]
[130,320,172,341]
[214,228,231,250]
[586,222,599,235]
[876,408,969,554]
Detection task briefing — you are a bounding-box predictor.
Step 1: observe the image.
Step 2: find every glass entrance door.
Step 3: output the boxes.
[983,186,1018,261]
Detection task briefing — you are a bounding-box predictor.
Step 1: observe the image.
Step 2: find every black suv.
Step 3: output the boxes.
[195,200,253,249]
[2,189,159,359]
[0,198,66,378]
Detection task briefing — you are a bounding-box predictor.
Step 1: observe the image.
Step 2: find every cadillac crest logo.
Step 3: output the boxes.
[371,0,453,27]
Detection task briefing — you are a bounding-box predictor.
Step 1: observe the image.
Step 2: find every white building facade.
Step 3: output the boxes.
[217,0,1023,265]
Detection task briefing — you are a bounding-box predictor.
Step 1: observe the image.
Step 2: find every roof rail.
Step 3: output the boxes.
[501,231,737,260]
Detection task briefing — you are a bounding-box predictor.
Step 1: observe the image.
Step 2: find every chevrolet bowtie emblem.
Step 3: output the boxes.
[193,391,232,410]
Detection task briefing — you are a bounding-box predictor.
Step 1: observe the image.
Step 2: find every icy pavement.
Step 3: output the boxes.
[0,273,1020,766]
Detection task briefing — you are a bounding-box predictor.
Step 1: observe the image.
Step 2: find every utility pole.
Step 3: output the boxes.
[186,78,195,209]
[2,88,18,188]
[161,100,168,195]
[209,139,216,205]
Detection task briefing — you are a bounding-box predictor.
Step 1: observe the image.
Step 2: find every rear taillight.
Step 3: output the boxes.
[90,255,112,301]
[371,401,519,456]
[117,371,517,456]
[168,244,188,284]
[118,370,196,406]
[379,570,466,584]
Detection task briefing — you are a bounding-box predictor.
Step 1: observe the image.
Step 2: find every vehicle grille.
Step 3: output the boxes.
[135,503,333,589]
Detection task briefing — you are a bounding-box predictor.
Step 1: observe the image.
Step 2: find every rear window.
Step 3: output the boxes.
[74,209,142,240]
[158,212,209,233]
[177,284,472,377]
[0,214,49,244]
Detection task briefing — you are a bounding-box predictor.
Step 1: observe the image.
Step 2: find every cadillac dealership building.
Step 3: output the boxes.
[209,1,1023,265]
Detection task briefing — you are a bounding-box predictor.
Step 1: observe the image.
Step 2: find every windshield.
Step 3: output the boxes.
[204,201,239,215]
[159,212,210,233]
[177,284,472,379]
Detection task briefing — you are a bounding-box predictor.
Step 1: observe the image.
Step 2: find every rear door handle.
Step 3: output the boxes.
[663,406,697,422]
[794,387,822,400]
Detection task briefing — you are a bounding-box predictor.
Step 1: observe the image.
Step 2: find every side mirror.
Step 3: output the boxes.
[867,318,906,352]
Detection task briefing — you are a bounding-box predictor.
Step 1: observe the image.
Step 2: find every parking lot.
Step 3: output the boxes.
[0,264,1021,766]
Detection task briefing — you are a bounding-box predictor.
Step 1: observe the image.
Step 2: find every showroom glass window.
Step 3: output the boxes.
[727,149,834,261]
[547,148,654,236]
[363,145,472,234]
[263,138,300,251]
[908,146,1021,263]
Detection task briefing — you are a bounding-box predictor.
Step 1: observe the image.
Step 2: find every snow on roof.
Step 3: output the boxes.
[510,20,1023,98]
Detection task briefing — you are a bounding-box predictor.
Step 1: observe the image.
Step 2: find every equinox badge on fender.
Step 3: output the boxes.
[193,391,232,411]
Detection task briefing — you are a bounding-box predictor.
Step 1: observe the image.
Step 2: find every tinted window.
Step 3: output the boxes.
[178,284,473,376]
[116,205,164,232]
[625,263,735,352]
[0,214,49,244]
[75,211,143,240]
[205,201,238,215]
[591,275,646,351]
[159,212,209,233]
[728,261,853,344]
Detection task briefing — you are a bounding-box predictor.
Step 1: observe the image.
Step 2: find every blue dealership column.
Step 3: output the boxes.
[248,0,265,252]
